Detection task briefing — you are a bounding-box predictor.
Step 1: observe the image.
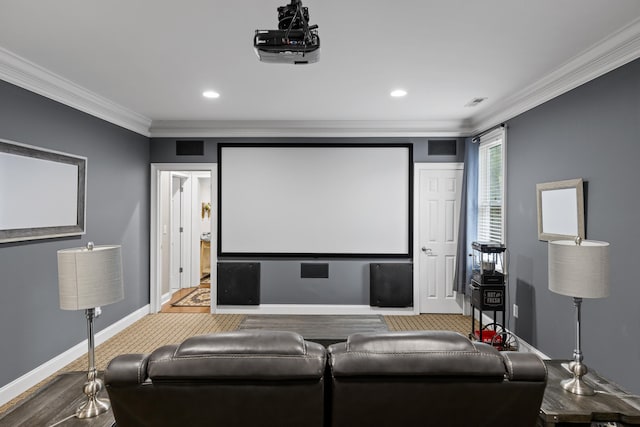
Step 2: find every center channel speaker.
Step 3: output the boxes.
[217,262,260,305]
[370,263,413,307]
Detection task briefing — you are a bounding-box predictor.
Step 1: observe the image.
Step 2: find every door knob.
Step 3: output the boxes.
[421,247,433,255]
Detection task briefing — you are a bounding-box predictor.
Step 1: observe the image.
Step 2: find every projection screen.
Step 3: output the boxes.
[218,143,412,257]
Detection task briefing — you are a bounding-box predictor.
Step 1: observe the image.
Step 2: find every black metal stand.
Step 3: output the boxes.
[469,281,506,346]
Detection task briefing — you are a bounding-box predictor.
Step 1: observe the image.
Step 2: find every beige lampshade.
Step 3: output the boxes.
[57,244,124,310]
[548,239,610,299]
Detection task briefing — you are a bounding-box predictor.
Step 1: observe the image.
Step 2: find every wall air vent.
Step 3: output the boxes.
[428,139,457,156]
[176,140,204,156]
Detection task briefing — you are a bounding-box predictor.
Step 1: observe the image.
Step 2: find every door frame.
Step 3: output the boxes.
[150,163,217,313]
[413,162,464,314]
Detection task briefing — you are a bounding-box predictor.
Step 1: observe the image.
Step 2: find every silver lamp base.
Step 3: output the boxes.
[75,307,110,419]
[76,396,110,419]
[76,371,110,418]
[561,360,595,396]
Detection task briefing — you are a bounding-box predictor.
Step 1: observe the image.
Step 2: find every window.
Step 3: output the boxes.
[477,130,505,243]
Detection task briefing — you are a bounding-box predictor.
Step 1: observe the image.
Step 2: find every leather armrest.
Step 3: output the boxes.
[104,353,150,386]
[501,352,548,382]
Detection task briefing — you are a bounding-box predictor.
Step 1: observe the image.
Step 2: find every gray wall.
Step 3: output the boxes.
[151,137,464,304]
[0,80,150,388]
[505,58,640,393]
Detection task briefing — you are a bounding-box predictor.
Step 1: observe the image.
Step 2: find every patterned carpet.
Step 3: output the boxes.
[386,313,470,335]
[171,287,211,307]
[0,311,470,415]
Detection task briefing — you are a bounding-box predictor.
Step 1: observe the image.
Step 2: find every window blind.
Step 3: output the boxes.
[478,132,504,243]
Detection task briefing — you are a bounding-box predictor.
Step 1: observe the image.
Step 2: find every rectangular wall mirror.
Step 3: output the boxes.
[0,139,86,243]
[536,178,585,241]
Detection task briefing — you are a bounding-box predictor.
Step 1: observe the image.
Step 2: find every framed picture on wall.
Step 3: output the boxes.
[536,178,585,241]
[0,139,87,243]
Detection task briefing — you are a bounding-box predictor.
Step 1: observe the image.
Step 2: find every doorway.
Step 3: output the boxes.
[150,163,217,313]
[414,163,464,313]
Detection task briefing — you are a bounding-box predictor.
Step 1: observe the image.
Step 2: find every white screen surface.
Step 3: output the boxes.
[219,145,411,256]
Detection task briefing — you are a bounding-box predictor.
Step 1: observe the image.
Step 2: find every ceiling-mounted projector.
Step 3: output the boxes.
[254,0,319,64]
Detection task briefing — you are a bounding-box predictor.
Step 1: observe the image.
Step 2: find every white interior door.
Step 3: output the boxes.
[415,163,464,313]
[170,175,186,291]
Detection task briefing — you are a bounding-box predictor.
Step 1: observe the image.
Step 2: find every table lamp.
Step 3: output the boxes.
[57,242,124,418]
[548,237,610,396]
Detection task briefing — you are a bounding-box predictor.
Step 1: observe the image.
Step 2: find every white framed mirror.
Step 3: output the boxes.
[536,178,585,241]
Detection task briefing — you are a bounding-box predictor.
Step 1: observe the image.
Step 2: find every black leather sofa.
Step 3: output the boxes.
[105,329,547,427]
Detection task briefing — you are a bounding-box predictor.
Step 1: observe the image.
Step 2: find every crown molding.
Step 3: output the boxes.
[470,17,640,135]
[2,15,639,139]
[149,119,473,138]
[0,47,152,136]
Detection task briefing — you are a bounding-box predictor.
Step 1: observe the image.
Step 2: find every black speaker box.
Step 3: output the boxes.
[370,263,413,307]
[217,262,260,305]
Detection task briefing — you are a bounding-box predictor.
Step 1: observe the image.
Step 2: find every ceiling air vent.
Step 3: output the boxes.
[465,97,487,107]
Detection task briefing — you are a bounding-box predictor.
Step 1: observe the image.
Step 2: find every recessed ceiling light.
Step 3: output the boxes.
[202,90,220,99]
[390,89,407,98]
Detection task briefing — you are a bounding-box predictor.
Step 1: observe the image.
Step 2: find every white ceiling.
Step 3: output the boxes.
[1,0,640,137]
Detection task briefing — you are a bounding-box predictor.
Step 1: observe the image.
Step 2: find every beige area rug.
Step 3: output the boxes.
[172,287,211,307]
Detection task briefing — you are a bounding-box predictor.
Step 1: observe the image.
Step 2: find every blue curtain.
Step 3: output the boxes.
[453,138,478,294]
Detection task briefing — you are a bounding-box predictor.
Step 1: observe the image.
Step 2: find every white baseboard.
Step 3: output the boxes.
[161,291,172,305]
[0,305,150,407]
[214,304,415,316]
[516,336,550,359]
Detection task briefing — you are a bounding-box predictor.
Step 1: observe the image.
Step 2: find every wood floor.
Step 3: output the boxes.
[161,284,210,313]
[0,372,114,427]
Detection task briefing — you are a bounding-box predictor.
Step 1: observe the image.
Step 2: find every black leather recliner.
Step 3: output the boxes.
[105,329,547,427]
[328,330,547,427]
[104,330,327,427]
